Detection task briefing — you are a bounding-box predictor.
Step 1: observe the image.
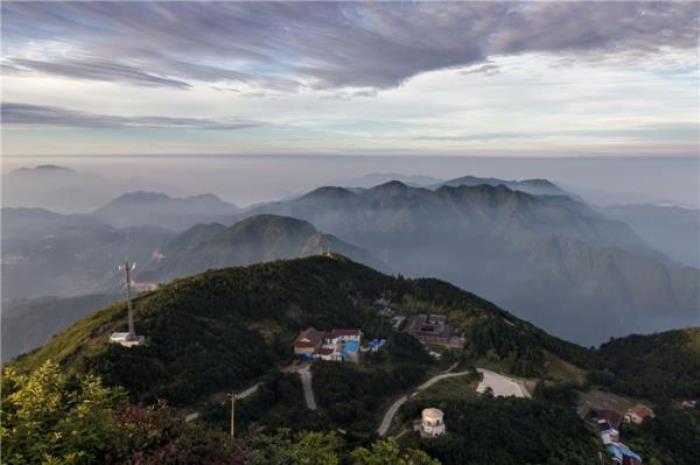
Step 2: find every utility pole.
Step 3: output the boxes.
[110,260,143,347]
[228,393,237,441]
[121,261,136,340]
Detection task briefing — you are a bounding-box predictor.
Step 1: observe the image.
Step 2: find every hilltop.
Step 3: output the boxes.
[138,214,386,283]
[11,254,587,405]
[593,327,700,401]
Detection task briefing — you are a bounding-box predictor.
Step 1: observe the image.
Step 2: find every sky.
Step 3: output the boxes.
[1,1,698,158]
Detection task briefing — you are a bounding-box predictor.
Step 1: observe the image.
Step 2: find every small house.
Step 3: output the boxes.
[625,404,654,424]
[294,327,324,358]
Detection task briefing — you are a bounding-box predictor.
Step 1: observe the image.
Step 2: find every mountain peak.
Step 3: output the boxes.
[300,186,355,200]
[11,164,76,175]
[372,180,409,191]
[521,178,556,187]
[232,214,317,233]
[106,191,172,205]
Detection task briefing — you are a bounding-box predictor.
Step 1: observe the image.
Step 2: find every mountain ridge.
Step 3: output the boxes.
[138,214,385,283]
[247,182,698,344]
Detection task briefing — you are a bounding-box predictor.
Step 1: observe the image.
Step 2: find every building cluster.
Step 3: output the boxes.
[374,299,465,350]
[293,327,362,363]
[590,404,655,465]
[404,314,465,349]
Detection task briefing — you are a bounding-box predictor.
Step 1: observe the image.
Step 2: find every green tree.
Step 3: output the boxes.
[246,430,342,465]
[1,360,244,465]
[351,439,440,465]
[1,361,124,465]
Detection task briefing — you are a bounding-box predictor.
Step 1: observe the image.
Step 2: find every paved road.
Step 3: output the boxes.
[476,368,531,398]
[298,365,318,410]
[184,381,262,422]
[376,365,533,436]
[377,363,467,437]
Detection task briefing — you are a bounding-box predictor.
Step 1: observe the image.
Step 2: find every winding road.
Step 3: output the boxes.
[377,363,467,436]
[376,365,530,436]
[184,381,262,422]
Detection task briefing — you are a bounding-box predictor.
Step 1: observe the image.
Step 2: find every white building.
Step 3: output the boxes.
[323,328,362,345]
[416,408,446,439]
[109,332,145,348]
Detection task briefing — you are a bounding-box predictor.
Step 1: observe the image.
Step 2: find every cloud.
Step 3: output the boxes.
[8,58,192,89]
[1,102,263,130]
[460,63,501,76]
[413,123,700,143]
[1,2,697,91]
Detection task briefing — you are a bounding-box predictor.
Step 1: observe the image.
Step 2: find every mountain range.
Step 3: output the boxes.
[1,214,380,359]
[2,165,130,213]
[3,174,698,349]
[1,207,173,300]
[438,175,578,198]
[249,181,699,344]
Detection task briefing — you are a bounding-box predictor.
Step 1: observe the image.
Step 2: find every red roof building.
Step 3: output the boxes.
[626,404,655,424]
[328,328,362,340]
[293,327,324,355]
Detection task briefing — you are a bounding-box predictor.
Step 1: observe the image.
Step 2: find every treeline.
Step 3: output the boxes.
[592,328,700,401]
[622,408,700,465]
[1,360,439,465]
[401,397,600,465]
[312,360,426,432]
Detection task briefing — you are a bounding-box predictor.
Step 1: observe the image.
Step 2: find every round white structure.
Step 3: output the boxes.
[419,408,446,438]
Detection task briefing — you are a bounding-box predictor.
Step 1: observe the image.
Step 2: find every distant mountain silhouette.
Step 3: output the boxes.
[439,175,579,199]
[139,214,384,283]
[604,204,700,268]
[249,181,699,344]
[93,191,239,230]
[1,207,174,299]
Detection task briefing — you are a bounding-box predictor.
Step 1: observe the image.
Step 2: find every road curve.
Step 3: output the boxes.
[184,381,262,423]
[376,364,469,437]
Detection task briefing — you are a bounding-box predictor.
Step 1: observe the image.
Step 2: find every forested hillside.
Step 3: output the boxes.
[11,255,586,404]
[4,255,699,465]
[592,328,700,401]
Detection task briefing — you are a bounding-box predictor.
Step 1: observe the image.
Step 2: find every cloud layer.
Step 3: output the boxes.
[2,2,698,91]
[2,103,262,130]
